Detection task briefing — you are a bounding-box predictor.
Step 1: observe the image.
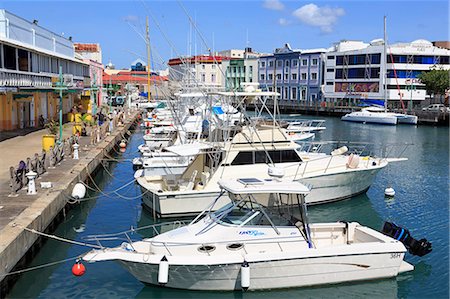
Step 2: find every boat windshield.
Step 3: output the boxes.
[211,199,291,227]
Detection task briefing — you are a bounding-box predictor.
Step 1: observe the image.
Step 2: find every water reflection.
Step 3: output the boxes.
[136,278,399,299]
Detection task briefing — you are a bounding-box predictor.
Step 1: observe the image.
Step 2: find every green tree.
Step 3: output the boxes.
[418,67,450,104]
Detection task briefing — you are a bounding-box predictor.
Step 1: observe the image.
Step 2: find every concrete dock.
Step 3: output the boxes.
[0,110,139,295]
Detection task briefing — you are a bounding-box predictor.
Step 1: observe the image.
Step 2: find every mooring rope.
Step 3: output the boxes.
[14,224,103,249]
[0,256,81,279]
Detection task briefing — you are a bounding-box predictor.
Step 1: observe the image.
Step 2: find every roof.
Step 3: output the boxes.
[102,73,168,83]
[218,178,310,195]
[168,55,233,66]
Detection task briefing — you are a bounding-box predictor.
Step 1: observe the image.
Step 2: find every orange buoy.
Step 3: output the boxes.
[72,261,86,276]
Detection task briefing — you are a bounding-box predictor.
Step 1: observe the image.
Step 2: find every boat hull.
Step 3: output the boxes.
[140,167,383,217]
[341,114,397,125]
[117,252,407,290]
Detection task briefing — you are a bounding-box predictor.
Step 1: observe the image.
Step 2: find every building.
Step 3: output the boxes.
[217,49,245,59]
[168,55,231,91]
[103,69,169,101]
[74,43,104,113]
[221,48,264,91]
[0,9,90,131]
[258,43,327,102]
[130,59,147,71]
[323,39,450,109]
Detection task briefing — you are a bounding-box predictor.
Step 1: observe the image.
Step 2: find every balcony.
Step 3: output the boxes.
[0,69,53,89]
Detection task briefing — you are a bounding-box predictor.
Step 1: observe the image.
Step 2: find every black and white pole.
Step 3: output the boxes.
[26,170,37,195]
[73,143,79,160]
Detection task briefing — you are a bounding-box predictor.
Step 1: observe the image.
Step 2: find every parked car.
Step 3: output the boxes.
[421,104,450,112]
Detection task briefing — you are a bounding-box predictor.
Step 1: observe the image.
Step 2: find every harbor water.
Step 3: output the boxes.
[6,116,449,299]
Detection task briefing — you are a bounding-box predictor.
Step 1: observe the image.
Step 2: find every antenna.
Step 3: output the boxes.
[246,28,249,47]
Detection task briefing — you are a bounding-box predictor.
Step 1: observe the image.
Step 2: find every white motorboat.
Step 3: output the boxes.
[137,127,398,218]
[341,106,398,125]
[83,178,431,291]
[341,106,417,125]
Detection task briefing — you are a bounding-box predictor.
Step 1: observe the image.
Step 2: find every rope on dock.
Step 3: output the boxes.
[12,223,103,249]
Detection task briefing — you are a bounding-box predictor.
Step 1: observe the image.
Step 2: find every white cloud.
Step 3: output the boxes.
[292,3,345,33]
[263,0,284,11]
[278,18,291,26]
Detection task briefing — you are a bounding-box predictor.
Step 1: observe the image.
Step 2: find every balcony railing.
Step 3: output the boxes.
[0,69,53,88]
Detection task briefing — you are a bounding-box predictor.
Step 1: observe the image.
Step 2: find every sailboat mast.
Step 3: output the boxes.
[383,16,387,112]
[146,16,152,102]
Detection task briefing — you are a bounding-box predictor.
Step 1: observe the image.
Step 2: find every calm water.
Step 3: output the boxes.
[7,116,449,299]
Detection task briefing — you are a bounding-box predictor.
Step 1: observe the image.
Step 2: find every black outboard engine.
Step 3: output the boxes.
[382,222,432,257]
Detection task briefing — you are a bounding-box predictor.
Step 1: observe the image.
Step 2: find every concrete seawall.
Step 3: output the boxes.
[0,111,139,295]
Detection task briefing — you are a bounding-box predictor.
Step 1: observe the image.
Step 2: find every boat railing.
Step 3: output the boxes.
[82,220,188,249]
[297,140,412,159]
[292,141,412,179]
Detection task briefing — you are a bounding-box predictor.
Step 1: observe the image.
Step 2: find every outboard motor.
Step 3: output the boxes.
[382,222,432,257]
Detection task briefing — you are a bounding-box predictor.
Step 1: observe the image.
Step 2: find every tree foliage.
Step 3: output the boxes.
[418,67,450,97]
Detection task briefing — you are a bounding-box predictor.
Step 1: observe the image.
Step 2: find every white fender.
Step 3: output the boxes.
[71,183,87,199]
[158,256,169,285]
[241,261,250,291]
[385,187,395,197]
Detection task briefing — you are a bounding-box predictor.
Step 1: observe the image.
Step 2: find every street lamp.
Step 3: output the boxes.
[91,72,99,115]
[53,66,68,143]
[406,79,416,112]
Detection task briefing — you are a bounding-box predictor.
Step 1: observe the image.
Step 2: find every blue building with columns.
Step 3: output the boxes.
[258,43,327,102]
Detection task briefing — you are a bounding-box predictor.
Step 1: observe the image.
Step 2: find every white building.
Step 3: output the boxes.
[323,39,450,109]
[168,55,228,91]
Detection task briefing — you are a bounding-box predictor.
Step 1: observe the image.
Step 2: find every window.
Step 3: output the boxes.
[284,73,288,80]
[292,73,297,80]
[326,82,333,85]
[277,60,282,67]
[371,54,381,64]
[4,44,17,70]
[211,73,216,83]
[327,55,335,60]
[311,73,317,80]
[276,87,281,94]
[268,86,273,92]
[268,74,273,80]
[301,73,307,80]
[292,59,298,67]
[312,58,318,66]
[231,150,301,165]
[327,68,334,72]
[311,94,317,101]
[249,66,253,73]
[212,64,216,69]
[302,59,308,66]
[276,74,281,80]
[18,49,29,71]
[335,69,343,79]
[260,61,266,68]
[301,89,306,100]
[201,73,206,82]
[202,64,206,70]
[336,56,344,65]
[291,87,297,100]
[260,74,265,80]
[284,87,288,98]
[285,60,290,67]
[269,61,274,67]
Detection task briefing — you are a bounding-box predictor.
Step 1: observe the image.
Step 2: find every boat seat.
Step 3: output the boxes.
[163,174,179,191]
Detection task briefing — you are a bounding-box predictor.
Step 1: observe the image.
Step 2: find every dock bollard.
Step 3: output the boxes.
[73,143,79,160]
[26,170,37,195]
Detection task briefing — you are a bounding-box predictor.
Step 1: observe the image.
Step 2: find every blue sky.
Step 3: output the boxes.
[2,0,449,69]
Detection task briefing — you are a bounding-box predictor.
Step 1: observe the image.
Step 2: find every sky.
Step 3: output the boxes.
[2,0,449,70]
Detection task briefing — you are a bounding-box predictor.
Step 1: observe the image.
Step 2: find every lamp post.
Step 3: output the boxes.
[406,80,416,112]
[91,72,99,115]
[53,66,68,143]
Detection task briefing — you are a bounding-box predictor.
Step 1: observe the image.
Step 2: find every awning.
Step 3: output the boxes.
[165,142,215,156]
[218,178,310,195]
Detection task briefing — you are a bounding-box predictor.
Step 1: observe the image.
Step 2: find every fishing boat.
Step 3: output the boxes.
[82,178,431,291]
